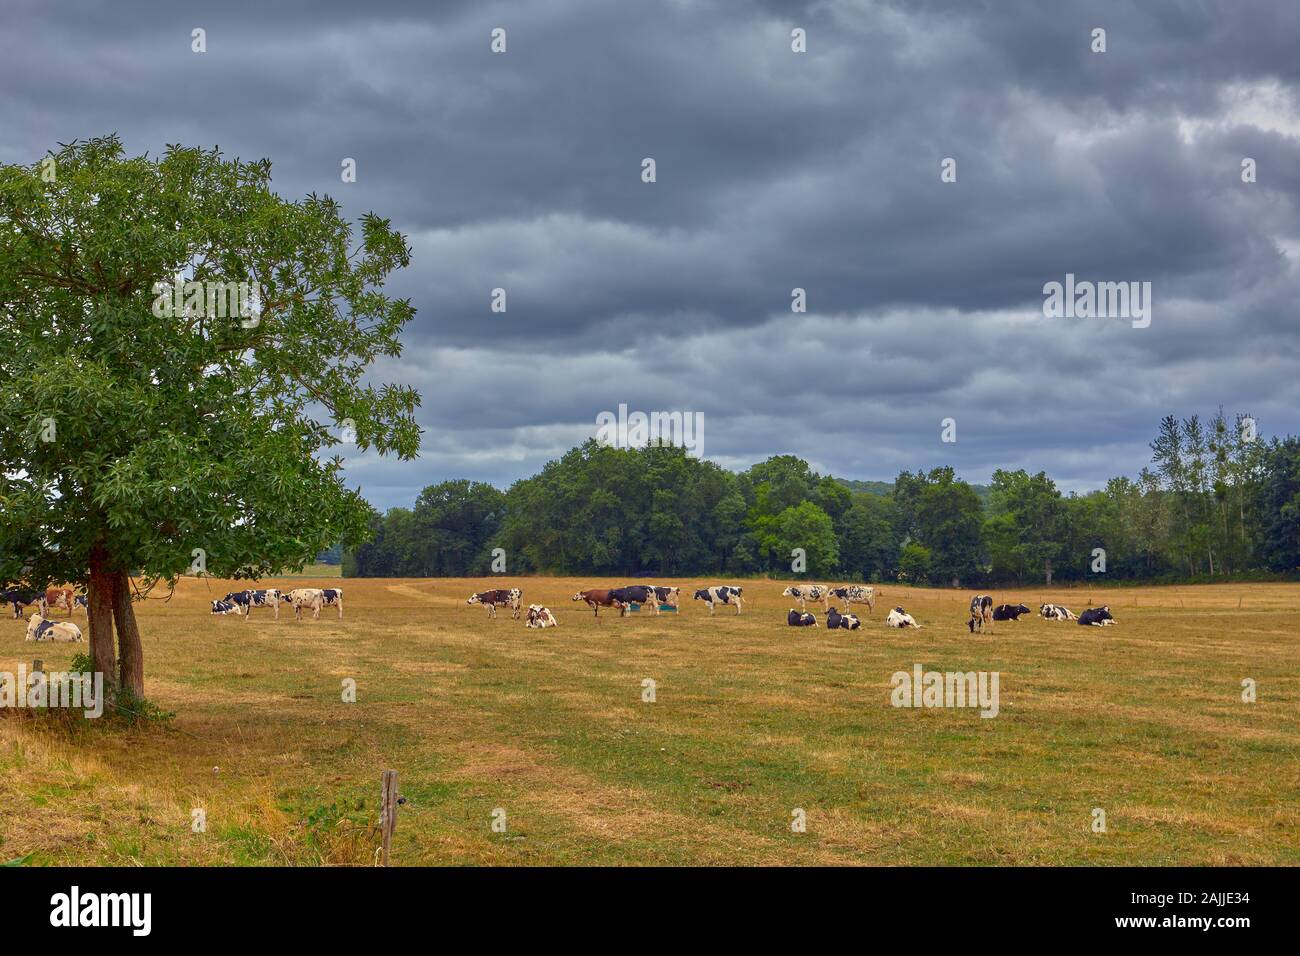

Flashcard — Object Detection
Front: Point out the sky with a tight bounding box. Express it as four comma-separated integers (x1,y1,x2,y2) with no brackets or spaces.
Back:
3,0,1298,511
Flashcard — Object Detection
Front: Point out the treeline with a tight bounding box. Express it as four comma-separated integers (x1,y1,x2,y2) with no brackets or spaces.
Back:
345,411,1300,585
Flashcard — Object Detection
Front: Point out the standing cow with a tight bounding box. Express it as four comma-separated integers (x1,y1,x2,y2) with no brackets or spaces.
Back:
609,586,658,616
828,585,876,614
227,588,281,621
467,588,522,619
320,588,344,619
0,588,42,619
692,585,744,615
782,584,828,610
281,588,325,621
571,589,627,618
968,595,993,632
651,586,680,609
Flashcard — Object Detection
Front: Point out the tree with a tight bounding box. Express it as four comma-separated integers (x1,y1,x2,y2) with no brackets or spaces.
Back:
987,469,1065,583
836,492,898,581
772,501,838,577
0,137,421,700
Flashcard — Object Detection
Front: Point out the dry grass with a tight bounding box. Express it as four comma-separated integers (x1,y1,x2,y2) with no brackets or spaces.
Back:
1,577,1297,866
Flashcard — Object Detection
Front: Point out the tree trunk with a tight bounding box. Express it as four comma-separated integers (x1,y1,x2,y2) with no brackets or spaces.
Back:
113,571,144,698
87,546,119,701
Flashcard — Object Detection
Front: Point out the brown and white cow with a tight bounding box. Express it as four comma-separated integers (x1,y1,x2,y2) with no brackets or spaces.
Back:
467,588,522,619
525,604,558,628
43,587,75,617
571,589,626,618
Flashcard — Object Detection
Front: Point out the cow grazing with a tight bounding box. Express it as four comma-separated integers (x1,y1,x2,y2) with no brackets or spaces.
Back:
1040,604,1076,621
782,584,828,610
211,599,240,615
571,589,626,618
43,587,75,616
609,586,659,615
1078,606,1117,627
828,585,876,614
651,586,680,609
692,585,744,615
787,609,817,627
320,588,344,619
992,603,1031,622
282,588,325,621
826,607,861,630
968,595,994,632
525,605,558,628
467,588,522,619
0,588,42,619
26,613,83,643
886,606,922,628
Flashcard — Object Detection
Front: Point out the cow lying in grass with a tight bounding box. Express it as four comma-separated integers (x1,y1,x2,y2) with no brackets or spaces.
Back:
886,607,922,628
525,605,558,628
211,599,240,615
826,607,861,630
26,613,83,643
992,603,1031,621
787,609,817,627
1078,606,1117,626
1040,603,1076,621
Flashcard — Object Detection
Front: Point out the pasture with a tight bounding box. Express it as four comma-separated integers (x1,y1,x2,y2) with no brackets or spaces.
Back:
1,577,1297,866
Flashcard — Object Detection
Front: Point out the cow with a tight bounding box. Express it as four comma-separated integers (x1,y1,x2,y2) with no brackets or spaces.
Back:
0,588,42,619
320,588,344,619
782,584,828,610
282,588,325,621
651,586,680,609
886,606,922,628
609,586,659,616
692,585,744,615
1078,606,1117,627
26,613,83,643
571,589,626,618
992,603,1031,622
787,609,817,627
211,599,241,615
828,585,876,614
525,604,558,628
1040,603,1076,621
968,595,994,633
826,607,861,630
227,588,281,620
43,587,75,616
73,594,88,614
467,588,522,619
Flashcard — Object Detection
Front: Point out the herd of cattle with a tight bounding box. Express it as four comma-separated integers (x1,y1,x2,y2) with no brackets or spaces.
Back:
2,579,1119,641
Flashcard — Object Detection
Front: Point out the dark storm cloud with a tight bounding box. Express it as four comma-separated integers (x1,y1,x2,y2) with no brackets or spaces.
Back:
2,0,1298,508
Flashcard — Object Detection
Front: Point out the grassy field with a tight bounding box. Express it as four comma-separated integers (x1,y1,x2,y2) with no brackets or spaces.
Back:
1,577,1297,866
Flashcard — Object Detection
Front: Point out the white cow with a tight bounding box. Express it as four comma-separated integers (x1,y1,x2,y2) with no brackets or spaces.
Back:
782,584,829,610
282,588,325,621
885,606,922,629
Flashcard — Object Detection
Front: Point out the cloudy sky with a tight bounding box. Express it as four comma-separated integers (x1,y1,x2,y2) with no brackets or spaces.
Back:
4,0,1298,510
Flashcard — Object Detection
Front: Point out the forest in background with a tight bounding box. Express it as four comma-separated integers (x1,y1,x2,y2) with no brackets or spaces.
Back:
344,411,1300,586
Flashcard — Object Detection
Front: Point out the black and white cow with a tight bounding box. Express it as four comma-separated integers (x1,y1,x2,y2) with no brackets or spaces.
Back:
782,584,828,610
826,607,861,630
73,594,88,614
968,595,994,632
319,588,344,619
651,586,680,609
1078,606,1117,627
610,586,659,615
225,588,281,620
0,588,42,619
693,585,744,615
992,603,1031,621
1040,603,1076,621
211,599,240,615
787,608,817,627
828,585,875,614
886,606,922,628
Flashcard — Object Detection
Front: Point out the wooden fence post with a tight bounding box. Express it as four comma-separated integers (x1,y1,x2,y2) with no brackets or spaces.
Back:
380,770,399,866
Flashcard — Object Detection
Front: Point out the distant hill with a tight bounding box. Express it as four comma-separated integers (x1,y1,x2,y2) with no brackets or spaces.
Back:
836,477,994,507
